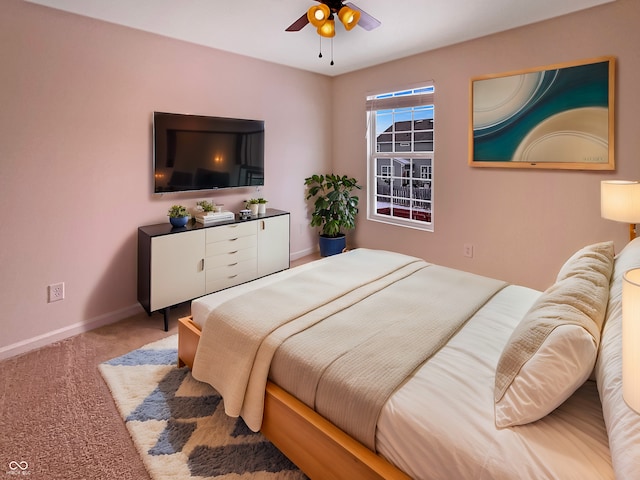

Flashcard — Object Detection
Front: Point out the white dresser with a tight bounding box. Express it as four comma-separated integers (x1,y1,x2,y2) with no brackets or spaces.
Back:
138,209,290,330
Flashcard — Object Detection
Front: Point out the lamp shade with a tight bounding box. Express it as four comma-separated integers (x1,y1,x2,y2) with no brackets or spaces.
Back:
338,6,360,30
308,4,330,27
317,18,335,38
601,180,640,223
622,268,640,414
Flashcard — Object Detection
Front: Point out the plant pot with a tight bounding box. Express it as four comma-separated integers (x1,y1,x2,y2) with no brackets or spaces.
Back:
249,204,260,216
318,234,346,257
169,216,189,227
258,203,267,214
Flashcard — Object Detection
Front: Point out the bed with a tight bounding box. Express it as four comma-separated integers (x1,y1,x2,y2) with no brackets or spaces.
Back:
178,240,640,479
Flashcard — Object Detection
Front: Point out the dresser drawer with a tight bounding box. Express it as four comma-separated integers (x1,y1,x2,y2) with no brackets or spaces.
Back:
205,260,257,292
206,257,257,281
206,247,256,268
206,222,257,243
205,235,256,257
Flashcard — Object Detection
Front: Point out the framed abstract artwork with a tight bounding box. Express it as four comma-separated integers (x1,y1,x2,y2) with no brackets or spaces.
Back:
469,56,615,170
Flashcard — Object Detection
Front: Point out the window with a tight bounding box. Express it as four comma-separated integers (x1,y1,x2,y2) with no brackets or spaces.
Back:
366,85,434,231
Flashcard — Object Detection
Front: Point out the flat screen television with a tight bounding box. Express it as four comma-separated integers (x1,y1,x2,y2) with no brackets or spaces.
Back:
153,112,265,193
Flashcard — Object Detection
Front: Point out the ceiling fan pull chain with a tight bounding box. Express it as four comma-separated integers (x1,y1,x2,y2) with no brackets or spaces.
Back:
330,37,334,66
318,36,323,58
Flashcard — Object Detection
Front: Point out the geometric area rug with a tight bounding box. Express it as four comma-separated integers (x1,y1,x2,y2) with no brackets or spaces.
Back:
99,335,307,480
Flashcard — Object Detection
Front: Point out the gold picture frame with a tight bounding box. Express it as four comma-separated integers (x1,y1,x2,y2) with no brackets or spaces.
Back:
469,56,615,170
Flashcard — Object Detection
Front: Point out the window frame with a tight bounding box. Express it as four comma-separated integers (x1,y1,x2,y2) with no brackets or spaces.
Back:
366,83,435,232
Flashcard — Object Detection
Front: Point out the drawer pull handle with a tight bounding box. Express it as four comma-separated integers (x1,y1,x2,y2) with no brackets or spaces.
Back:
200,259,205,270
229,237,239,241
229,274,238,279
229,250,238,255
228,262,238,267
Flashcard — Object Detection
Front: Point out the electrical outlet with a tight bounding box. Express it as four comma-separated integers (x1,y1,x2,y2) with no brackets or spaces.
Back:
463,244,474,258
48,282,65,302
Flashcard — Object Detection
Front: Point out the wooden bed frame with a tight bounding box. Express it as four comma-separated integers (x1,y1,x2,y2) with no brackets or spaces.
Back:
178,316,410,480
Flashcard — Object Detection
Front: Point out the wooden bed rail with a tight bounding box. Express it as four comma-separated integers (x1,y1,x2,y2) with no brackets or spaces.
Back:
177,316,200,369
177,316,410,480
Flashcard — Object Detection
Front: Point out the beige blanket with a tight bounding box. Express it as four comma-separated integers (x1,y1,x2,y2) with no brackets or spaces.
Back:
192,249,426,429
271,263,508,449
192,249,507,448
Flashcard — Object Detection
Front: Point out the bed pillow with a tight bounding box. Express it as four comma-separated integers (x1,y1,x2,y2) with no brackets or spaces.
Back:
494,241,614,428
558,241,617,374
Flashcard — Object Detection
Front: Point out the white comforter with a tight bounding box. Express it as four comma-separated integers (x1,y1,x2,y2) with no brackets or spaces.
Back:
191,252,612,479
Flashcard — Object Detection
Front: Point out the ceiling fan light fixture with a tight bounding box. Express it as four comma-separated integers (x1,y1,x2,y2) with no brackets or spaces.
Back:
308,4,330,28
338,6,360,30
317,18,336,38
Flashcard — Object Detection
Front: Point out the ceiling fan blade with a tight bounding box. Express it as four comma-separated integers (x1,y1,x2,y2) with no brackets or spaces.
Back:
285,12,310,32
345,2,381,31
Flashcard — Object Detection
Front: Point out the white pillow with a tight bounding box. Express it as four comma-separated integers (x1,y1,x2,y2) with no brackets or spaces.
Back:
494,241,614,428
495,325,596,426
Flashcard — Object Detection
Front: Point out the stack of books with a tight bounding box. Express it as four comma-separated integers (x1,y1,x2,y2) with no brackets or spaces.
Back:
195,211,235,225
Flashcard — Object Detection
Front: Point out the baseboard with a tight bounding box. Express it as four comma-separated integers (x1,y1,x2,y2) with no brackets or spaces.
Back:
0,303,143,361
290,247,317,261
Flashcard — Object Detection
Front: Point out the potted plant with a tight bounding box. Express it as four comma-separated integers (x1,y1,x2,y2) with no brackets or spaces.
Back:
197,199,224,214
167,205,190,227
304,173,361,256
257,198,268,214
196,200,215,214
246,199,260,216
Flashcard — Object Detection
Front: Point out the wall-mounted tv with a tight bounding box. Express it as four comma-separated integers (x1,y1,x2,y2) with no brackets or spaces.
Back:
153,112,265,194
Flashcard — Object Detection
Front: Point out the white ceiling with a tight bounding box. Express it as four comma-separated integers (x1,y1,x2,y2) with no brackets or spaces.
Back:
26,0,614,76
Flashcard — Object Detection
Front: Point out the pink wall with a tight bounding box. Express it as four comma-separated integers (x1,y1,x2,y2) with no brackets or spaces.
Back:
0,0,331,357
1,0,639,358
333,0,640,291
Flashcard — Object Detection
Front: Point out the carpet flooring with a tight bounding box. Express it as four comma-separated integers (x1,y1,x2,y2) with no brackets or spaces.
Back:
100,335,305,480
0,304,187,480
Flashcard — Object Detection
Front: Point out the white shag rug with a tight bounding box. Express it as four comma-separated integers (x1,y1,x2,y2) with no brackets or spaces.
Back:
99,335,306,480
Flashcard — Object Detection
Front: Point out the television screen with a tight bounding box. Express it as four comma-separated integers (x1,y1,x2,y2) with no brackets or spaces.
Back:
153,112,265,193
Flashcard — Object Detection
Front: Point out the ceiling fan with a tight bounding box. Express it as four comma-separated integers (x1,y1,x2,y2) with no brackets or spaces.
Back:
285,0,381,36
